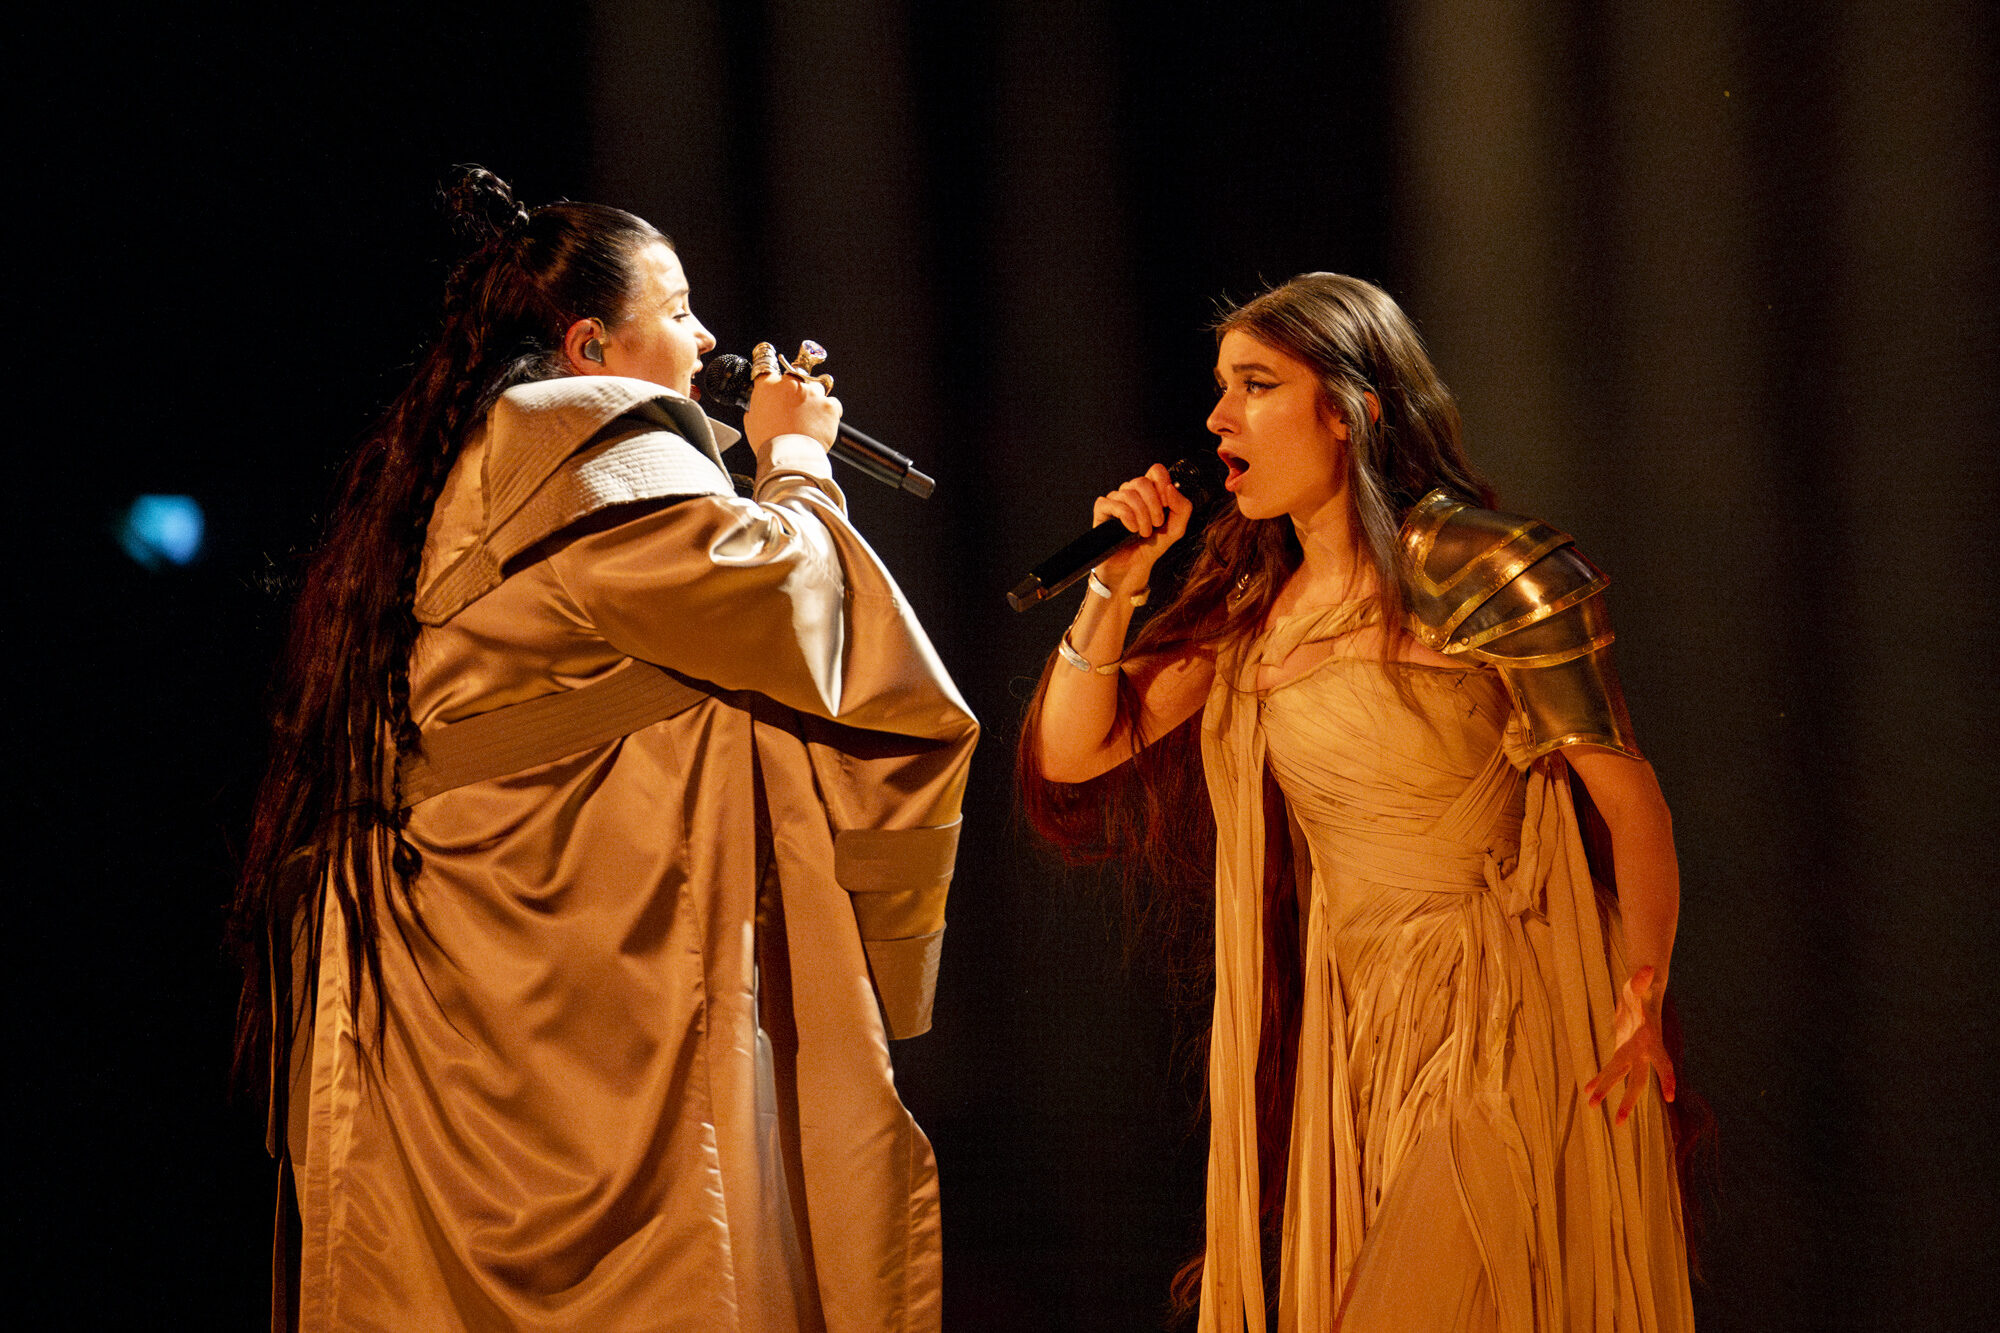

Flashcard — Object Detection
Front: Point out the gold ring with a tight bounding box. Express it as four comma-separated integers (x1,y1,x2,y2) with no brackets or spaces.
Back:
793,340,827,374
751,341,780,378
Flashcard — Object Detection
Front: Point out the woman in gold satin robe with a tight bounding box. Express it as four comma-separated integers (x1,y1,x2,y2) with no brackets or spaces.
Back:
1022,273,1696,1331
231,167,975,1332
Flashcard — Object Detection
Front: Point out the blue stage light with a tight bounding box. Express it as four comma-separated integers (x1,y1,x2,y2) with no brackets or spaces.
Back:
120,495,206,569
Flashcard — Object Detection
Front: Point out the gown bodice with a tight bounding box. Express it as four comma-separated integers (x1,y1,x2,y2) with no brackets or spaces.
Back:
1242,602,1529,922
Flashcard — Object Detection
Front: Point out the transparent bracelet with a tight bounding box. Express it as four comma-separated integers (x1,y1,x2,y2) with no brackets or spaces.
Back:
1057,628,1122,675
1088,569,1149,607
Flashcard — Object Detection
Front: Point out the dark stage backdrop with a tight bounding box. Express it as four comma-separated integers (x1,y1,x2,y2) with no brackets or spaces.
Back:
19,2,1993,1328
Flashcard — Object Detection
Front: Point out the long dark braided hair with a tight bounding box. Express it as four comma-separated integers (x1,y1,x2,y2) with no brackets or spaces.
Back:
227,167,668,1097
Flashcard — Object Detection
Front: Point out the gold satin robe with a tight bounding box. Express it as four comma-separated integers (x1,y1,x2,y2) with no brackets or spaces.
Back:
284,378,977,1332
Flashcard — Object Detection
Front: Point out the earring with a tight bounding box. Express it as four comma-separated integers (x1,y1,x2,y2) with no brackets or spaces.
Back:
581,336,607,365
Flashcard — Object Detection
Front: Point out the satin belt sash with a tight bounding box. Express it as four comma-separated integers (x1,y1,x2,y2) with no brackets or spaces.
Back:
395,660,713,808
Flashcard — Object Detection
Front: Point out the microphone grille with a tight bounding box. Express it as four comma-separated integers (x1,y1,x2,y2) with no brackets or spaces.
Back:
694,353,754,409
1166,454,1224,508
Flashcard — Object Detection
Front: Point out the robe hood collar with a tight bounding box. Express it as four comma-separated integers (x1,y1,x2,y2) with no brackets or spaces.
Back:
413,376,741,626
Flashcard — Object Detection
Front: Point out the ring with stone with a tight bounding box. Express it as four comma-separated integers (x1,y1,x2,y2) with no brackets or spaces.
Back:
792,340,828,375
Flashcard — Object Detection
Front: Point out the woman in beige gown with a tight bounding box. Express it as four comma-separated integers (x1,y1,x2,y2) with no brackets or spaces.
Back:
1023,274,1695,1331
230,169,975,1332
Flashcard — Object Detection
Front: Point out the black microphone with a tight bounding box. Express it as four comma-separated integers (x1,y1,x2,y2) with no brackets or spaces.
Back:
694,353,936,498
1006,457,1222,612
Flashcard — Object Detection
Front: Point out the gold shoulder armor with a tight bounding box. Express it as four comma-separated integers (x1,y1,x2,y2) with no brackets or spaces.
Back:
1400,489,1642,762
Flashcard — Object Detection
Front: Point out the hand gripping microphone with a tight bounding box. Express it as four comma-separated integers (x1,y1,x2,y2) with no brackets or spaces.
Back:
694,353,936,498
1006,456,1221,611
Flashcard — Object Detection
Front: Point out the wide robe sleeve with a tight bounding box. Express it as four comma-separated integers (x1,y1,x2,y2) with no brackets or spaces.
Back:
546,459,976,1005
564,464,974,1332
546,465,972,748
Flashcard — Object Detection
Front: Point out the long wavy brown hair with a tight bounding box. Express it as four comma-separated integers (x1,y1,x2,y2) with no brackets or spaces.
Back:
227,168,666,1103
1022,276,1492,833
1019,273,1498,1311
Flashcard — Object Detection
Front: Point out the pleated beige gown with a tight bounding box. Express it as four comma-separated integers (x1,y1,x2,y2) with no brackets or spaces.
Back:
1197,604,1694,1333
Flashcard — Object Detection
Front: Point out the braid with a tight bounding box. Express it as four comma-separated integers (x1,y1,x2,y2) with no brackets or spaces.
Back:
379,313,532,873
383,448,442,878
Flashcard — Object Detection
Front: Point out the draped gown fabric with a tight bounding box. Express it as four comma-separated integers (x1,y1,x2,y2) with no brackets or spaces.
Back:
286,383,976,1333
1197,603,1693,1333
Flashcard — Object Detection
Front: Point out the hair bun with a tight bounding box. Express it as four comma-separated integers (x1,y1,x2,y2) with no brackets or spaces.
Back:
439,164,531,246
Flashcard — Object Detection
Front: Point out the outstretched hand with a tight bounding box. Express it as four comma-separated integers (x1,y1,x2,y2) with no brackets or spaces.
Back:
1584,964,1676,1126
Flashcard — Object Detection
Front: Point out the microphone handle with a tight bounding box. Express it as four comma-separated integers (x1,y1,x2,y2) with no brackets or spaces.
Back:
1007,519,1139,611
1006,457,1217,612
834,422,935,498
